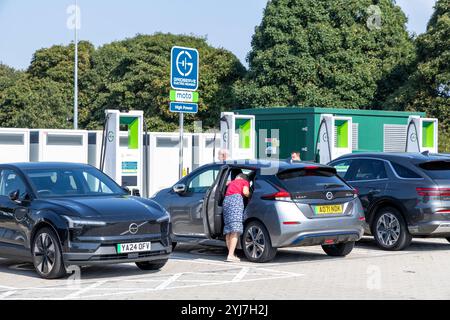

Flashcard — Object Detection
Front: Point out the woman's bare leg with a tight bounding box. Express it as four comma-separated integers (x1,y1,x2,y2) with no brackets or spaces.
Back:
225,234,230,250
227,232,239,258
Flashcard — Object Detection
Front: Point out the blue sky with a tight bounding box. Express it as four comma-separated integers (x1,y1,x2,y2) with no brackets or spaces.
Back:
0,0,438,70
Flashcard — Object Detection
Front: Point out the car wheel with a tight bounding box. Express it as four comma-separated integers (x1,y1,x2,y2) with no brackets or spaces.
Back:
136,259,168,271
243,221,277,263
322,241,355,257
32,227,66,279
372,207,412,251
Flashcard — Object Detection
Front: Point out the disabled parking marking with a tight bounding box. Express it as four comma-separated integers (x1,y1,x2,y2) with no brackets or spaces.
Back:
154,273,182,290
0,260,304,300
63,280,107,299
232,267,249,282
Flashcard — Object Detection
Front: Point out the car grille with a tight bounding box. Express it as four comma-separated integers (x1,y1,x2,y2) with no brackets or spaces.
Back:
89,250,168,261
79,220,162,237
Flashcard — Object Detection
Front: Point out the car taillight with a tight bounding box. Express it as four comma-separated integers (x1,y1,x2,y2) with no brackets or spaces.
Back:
416,188,450,197
353,188,359,196
436,210,450,214
262,189,292,201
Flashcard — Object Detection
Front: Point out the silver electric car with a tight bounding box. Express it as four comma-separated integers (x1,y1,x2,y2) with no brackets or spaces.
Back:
152,160,365,262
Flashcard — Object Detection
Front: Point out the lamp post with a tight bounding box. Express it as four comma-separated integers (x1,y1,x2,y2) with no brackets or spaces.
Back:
73,0,78,129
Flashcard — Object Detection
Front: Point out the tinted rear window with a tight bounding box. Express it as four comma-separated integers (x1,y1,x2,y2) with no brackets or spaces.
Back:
277,169,347,192
418,161,450,179
391,162,422,179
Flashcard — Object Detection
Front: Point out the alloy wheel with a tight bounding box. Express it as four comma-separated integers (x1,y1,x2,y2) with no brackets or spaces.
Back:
33,233,56,275
245,226,265,259
376,212,401,247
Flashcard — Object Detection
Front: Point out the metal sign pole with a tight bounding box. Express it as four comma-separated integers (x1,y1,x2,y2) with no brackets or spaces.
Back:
179,113,184,179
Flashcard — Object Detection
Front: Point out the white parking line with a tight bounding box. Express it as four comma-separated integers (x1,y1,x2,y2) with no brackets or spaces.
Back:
232,267,249,282
0,291,16,298
155,273,182,290
64,280,107,299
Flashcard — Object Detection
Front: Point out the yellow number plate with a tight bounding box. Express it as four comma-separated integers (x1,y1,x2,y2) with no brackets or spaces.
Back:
314,205,343,215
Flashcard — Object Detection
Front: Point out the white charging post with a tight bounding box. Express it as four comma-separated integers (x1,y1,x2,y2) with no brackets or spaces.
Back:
0,128,30,163
30,129,88,163
406,116,439,153
220,112,256,160
102,110,144,196
317,114,353,164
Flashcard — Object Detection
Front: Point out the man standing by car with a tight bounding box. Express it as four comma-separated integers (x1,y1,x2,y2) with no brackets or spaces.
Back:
286,151,301,163
218,149,229,162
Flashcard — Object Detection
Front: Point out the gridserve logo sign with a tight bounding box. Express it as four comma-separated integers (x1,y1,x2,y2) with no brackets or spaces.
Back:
171,46,199,91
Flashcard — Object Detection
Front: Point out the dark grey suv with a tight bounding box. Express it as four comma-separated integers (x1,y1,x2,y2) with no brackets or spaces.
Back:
329,153,450,250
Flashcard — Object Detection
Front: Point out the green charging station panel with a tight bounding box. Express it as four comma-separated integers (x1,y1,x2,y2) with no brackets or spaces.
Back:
235,107,426,161
120,116,139,150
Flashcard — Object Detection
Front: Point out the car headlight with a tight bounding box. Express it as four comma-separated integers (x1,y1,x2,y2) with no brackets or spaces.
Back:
62,216,107,228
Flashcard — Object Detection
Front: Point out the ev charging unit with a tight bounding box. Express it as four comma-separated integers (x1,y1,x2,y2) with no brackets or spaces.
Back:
101,110,145,196
317,114,353,164
192,132,221,170
0,128,30,163
220,112,256,160
148,132,193,197
30,129,88,163
406,116,439,153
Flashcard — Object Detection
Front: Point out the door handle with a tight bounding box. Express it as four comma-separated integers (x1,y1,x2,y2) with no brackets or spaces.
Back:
369,189,381,195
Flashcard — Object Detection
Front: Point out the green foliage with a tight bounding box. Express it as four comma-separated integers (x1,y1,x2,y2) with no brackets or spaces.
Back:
386,0,450,152
0,76,72,128
0,34,245,131
0,63,23,91
83,34,245,131
234,0,415,109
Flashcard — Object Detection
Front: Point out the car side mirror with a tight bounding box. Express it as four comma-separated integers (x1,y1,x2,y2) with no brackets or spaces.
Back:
132,189,140,197
122,186,131,195
9,190,20,202
173,184,187,194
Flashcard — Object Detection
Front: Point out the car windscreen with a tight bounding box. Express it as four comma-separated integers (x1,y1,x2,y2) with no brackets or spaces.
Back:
24,167,126,198
277,168,348,192
418,161,450,180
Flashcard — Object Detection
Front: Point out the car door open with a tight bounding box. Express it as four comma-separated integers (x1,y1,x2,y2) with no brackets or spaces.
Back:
203,165,230,239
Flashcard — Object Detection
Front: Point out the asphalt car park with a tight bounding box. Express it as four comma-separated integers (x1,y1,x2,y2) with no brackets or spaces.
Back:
1,237,450,300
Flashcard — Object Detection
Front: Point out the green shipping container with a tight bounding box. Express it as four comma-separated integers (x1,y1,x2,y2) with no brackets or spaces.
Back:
234,107,426,161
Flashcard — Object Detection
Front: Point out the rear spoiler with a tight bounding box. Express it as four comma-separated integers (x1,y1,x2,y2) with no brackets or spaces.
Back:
278,165,337,175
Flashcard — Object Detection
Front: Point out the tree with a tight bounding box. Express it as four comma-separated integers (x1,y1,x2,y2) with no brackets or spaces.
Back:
82,33,246,131
386,0,450,151
0,63,23,92
0,34,245,132
0,76,72,128
234,0,415,109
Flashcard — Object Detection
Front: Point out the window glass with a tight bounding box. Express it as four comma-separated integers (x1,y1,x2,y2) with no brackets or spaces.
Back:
0,170,28,197
188,169,220,193
418,161,450,180
277,169,346,192
331,159,353,179
352,160,387,181
25,167,124,198
391,162,422,179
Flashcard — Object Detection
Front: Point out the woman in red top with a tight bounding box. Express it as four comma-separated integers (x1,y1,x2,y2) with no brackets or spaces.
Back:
223,173,251,262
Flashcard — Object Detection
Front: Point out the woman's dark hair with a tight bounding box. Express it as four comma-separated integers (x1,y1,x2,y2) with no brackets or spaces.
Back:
236,173,249,181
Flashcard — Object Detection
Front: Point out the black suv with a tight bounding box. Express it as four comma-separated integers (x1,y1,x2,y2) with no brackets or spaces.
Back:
329,153,450,250
0,162,171,279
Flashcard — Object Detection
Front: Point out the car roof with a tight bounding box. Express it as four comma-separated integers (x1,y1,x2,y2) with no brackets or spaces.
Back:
210,160,333,171
1,162,93,170
333,152,450,163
